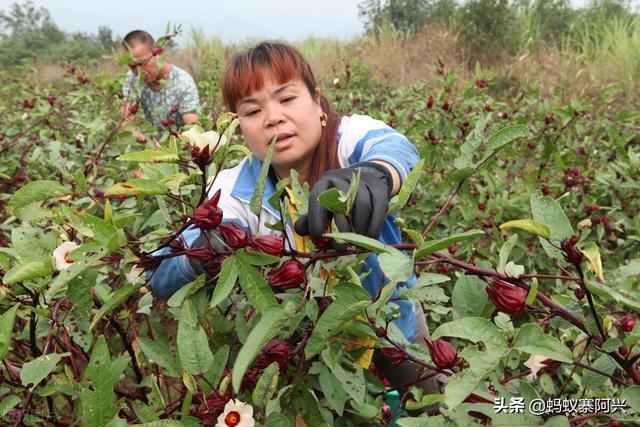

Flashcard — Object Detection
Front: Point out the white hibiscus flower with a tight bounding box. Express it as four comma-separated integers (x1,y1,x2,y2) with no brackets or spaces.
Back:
52,242,79,270
125,266,145,284
524,354,548,381
215,399,255,427
180,125,227,154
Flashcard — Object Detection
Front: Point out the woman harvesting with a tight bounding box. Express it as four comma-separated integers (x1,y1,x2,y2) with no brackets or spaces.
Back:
150,42,442,409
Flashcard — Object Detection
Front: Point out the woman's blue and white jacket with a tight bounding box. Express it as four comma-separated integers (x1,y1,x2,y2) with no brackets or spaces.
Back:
150,114,421,341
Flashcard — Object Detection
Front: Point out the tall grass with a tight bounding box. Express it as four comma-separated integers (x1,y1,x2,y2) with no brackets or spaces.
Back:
561,16,640,90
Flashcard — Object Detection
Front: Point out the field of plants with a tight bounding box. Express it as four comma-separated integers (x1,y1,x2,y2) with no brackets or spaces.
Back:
1,1,640,426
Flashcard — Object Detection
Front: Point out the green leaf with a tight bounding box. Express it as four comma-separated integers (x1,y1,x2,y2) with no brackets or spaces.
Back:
405,394,444,411
326,232,388,253
499,219,551,240
0,395,21,418
318,364,347,416
235,252,277,311
168,275,206,308
116,148,179,162
137,337,181,377
621,385,640,413
105,179,168,196
305,283,372,359
318,188,347,215
252,362,280,408
388,159,425,214
415,230,485,258
497,234,519,274
8,180,72,212
204,345,230,388
0,304,20,359
480,124,529,163
81,336,117,427
452,276,488,318
454,115,490,170
530,192,573,241
581,354,616,392
579,241,604,282
209,256,238,308
3,260,53,285
90,282,142,331
378,248,413,283
20,352,69,391
232,302,295,393
250,136,277,216
177,300,214,375
513,324,573,363
332,361,366,403
432,317,507,348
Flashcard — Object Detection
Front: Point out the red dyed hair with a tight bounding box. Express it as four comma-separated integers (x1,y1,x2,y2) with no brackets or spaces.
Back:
221,42,340,186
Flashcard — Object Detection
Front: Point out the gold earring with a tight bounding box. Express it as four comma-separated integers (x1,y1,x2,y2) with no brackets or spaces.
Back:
321,112,328,128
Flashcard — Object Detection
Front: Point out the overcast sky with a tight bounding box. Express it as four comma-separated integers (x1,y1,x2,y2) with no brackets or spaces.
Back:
0,0,365,43
1,0,636,43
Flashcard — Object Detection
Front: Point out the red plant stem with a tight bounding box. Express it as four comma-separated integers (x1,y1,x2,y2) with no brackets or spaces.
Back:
519,273,581,282
422,180,464,238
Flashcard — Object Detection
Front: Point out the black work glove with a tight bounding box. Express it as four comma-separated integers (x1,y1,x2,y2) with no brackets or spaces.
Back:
294,161,393,239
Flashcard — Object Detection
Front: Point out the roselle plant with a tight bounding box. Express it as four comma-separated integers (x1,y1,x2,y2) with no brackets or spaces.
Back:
0,48,639,427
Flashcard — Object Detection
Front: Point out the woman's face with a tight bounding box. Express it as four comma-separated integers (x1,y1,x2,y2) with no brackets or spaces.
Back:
235,71,324,180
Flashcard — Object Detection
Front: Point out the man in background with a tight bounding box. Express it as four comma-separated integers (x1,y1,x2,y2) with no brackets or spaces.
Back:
121,30,199,141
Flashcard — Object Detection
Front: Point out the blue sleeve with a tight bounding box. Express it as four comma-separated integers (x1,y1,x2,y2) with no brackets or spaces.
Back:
148,225,201,300
345,127,420,184
147,219,251,300
360,134,419,184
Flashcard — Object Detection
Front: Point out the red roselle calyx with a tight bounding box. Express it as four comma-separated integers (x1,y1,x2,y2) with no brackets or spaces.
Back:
380,347,406,365
194,189,223,231
254,339,290,374
560,235,582,264
425,338,458,369
218,222,249,250
622,318,636,333
186,247,214,262
268,259,306,290
486,279,528,315
250,235,284,256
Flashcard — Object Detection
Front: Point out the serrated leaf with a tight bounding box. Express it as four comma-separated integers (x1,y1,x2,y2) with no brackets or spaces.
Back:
513,324,573,363
90,282,142,331
8,180,72,212
252,362,280,407
235,252,277,311
497,234,519,274
209,256,238,308
326,232,388,253
415,230,484,258
116,148,179,162
479,124,529,163
137,337,181,377
3,260,53,285
249,136,276,216
81,336,117,427
177,300,214,375
500,219,550,240
105,179,168,196
232,302,295,393
0,395,21,418
21,352,70,391
378,249,413,282
0,304,20,359
306,283,372,359
388,159,425,213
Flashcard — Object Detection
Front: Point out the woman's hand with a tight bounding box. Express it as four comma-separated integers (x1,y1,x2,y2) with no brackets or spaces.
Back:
294,162,394,239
